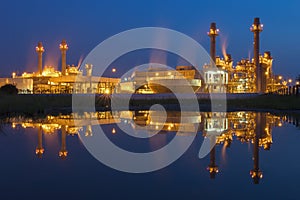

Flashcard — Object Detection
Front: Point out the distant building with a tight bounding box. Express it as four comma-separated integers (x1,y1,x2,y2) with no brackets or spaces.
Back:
117,66,202,94
8,41,120,94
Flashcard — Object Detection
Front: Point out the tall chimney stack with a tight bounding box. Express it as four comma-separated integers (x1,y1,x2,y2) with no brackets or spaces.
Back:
251,18,263,93
59,39,68,76
208,22,219,65
35,42,44,75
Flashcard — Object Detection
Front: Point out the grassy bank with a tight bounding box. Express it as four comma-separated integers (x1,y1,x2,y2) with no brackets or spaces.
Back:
227,94,300,111
0,94,299,116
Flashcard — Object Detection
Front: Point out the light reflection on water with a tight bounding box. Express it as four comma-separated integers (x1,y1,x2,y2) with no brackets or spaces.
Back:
0,111,300,199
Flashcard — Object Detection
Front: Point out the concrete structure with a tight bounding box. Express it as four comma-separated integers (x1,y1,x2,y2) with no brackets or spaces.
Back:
208,22,218,65
251,17,263,93
204,23,228,93
60,39,68,76
35,42,44,75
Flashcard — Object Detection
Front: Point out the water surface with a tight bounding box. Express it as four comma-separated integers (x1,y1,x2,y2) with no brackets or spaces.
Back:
0,111,299,199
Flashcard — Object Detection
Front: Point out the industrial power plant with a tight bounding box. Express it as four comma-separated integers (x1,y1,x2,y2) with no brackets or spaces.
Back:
0,18,295,94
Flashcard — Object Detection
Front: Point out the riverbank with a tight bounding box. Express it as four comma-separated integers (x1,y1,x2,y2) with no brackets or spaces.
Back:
0,94,299,116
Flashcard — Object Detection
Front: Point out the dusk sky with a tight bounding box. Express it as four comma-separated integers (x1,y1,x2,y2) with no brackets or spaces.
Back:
0,0,299,79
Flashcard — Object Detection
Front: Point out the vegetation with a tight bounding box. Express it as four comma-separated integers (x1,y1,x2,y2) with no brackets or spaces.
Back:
0,84,18,95
0,94,299,116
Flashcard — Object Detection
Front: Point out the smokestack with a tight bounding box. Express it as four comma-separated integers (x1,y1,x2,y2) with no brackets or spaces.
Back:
35,42,44,75
59,39,68,76
251,17,263,93
208,22,219,65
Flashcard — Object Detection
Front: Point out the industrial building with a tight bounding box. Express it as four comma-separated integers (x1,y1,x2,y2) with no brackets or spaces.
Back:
6,40,120,94
117,65,202,94
1,18,289,94
204,18,283,93
118,18,286,94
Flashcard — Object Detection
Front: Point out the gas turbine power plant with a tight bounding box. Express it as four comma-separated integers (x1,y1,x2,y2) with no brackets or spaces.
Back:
118,18,287,94
0,40,120,94
0,18,291,94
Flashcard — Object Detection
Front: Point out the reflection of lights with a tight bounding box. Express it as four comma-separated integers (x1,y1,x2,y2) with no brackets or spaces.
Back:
278,76,282,80
288,79,292,83
59,151,68,157
296,81,300,85
36,148,44,155
250,170,263,179
12,123,16,128
112,68,116,73
112,128,116,134
207,166,219,173
278,122,282,127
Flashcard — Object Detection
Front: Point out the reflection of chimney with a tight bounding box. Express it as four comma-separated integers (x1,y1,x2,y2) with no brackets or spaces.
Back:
59,125,68,159
35,42,44,75
35,126,44,158
59,39,68,76
250,113,264,184
251,18,263,93
207,137,218,179
208,23,219,65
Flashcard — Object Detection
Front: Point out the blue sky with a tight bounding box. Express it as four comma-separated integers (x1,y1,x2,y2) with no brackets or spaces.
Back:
0,0,299,79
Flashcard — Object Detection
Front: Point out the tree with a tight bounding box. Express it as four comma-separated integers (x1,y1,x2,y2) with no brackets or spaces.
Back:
0,84,18,95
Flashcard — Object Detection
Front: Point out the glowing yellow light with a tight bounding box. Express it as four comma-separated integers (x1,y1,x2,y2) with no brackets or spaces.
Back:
112,128,116,134
265,71,268,75
288,79,292,83
12,123,16,128
278,76,282,80
59,151,68,157
112,68,116,73
105,89,110,94
278,122,282,127
36,148,44,155
296,81,299,85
